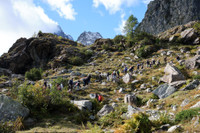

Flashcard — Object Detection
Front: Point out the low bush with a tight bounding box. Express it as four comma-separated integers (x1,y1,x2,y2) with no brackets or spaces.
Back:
25,68,42,81
113,35,126,44
116,113,152,133
69,56,84,66
175,108,200,123
0,117,23,133
193,22,200,32
17,81,77,117
136,45,158,58
152,113,174,128
193,75,200,80
83,122,103,133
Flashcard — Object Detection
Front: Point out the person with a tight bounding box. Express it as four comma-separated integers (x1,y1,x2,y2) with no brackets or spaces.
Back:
124,66,128,73
97,94,104,102
75,80,81,90
43,81,47,89
68,78,73,91
112,71,117,82
129,66,134,73
83,74,91,86
164,56,167,64
141,63,144,69
152,59,156,65
146,60,150,68
137,64,140,70
176,56,180,61
99,73,102,82
106,72,110,81
116,70,120,78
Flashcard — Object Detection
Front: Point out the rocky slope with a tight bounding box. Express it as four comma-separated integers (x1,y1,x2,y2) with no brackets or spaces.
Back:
77,31,102,45
54,25,74,41
138,0,200,35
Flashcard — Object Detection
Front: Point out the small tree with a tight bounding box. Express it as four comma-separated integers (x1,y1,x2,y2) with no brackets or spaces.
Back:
123,15,138,41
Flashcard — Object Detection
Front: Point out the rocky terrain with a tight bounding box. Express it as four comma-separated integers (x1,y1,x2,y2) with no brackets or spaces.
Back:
0,21,199,132
138,0,200,35
77,31,102,45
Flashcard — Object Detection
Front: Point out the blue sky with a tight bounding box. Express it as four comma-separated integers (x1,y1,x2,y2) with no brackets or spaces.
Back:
0,0,153,55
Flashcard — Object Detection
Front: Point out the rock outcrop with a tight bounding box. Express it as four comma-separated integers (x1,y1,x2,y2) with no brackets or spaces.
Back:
0,33,89,74
0,94,29,122
138,0,200,35
77,31,102,45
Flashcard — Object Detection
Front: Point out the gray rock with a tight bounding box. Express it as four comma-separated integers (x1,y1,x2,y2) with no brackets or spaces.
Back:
2,89,9,93
152,83,177,99
71,100,92,110
160,124,170,131
147,99,158,107
122,73,132,84
101,82,107,85
171,105,177,111
131,80,139,84
180,28,197,41
11,74,24,80
124,94,138,106
90,94,96,99
167,125,182,132
192,71,199,76
197,49,200,55
140,83,147,90
97,105,114,117
0,94,29,122
118,88,124,93
146,110,161,121
181,99,190,107
122,105,142,119
169,80,186,88
70,71,81,76
190,101,200,109
161,63,185,83
146,88,152,93
89,115,95,120
181,80,199,91
185,55,200,69
0,81,13,88
112,103,118,108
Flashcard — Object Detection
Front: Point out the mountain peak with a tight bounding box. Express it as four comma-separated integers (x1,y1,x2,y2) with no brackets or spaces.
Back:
77,31,102,45
54,25,74,41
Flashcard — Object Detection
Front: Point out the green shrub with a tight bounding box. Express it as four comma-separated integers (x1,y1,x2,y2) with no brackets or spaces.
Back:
136,45,158,58
193,22,200,32
83,122,104,133
98,105,127,128
152,113,174,128
25,68,42,81
116,113,152,133
175,108,200,123
113,35,126,44
90,99,103,114
17,81,77,117
69,56,84,66
193,75,200,80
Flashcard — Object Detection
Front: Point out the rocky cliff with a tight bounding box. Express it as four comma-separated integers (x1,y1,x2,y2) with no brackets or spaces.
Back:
77,31,102,45
0,32,89,74
138,0,200,35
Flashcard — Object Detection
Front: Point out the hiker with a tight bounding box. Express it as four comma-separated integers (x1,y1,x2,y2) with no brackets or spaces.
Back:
99,73,102,82
176,56,180,61
146,60,150,68
149,62,152,68
83,74,91,86
156,59,160,66
124,66,128,73
141,63,144,69
152,59,156,65
97,94,104,102
106,72,110,81
60,83,64,90
116,70,120,78
137,64,140,70
68,78,73,91
112,71,117,82
74,80,81,90
128,66,134,73
43,81,47,89
164,56,167,64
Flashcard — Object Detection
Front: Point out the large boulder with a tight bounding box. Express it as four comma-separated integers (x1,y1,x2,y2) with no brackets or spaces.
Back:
152,83,177,99
180,28,197,42
124,94,138,106
0,94,29,122
161,63,185,83
122,105,143,119
97,104,114,117
71,100,92,111
181,80,200,91
185,55,200,69
123,73,132,84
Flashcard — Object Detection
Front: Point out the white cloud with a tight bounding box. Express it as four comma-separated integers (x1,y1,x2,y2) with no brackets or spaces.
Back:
93,0,153,14
114,12,126,35
93,0,139,14
142,0,154,5
0,0,59,55
45,0,77,20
